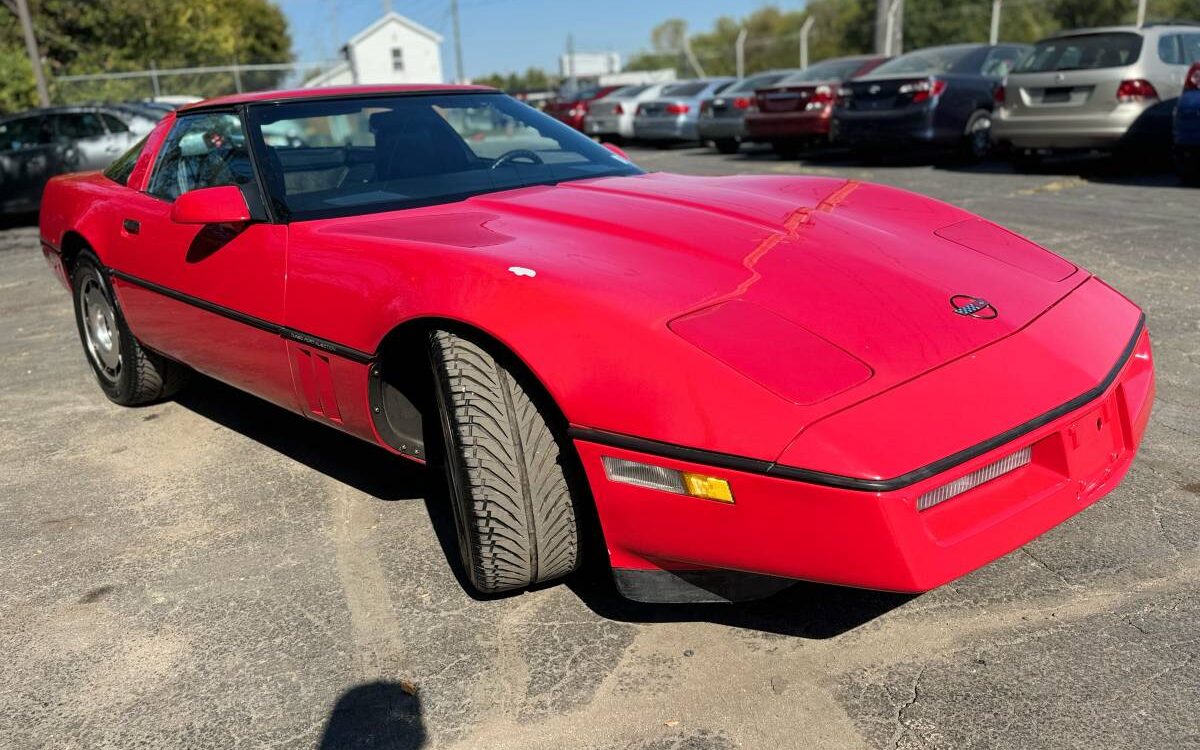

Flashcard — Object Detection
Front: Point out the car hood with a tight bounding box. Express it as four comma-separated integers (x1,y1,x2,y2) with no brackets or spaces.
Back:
329,172,1083,406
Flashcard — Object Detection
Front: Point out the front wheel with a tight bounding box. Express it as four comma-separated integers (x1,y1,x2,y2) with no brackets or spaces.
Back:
72,252,189,405
429,329,580,594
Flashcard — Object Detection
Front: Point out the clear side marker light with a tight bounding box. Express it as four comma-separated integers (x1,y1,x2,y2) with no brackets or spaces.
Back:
917,446,1031,511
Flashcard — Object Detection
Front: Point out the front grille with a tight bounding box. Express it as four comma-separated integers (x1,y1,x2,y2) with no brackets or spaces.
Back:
917,446,1032,511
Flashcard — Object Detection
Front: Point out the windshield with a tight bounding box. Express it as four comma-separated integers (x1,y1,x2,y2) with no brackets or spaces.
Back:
1015,33,1143,72
779,58,869,83
866,45,978,77
246,92,642,221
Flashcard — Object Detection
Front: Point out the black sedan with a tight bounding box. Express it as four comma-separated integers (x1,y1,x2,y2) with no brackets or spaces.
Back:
833,43,1030,162
0,106,139,216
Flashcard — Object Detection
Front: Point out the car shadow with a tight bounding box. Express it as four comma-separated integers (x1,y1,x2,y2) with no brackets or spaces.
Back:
319,681,427,750
174,373,913,638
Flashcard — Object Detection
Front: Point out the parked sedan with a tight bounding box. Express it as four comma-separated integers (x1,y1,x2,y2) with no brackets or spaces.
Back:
583,83,671,142
834,43,1030,161
0,106,139,215
745,55,888,156
994,25,1200,168
696,70,796,153
1176,61,1200,184
633,78,736,144
545,84,624,131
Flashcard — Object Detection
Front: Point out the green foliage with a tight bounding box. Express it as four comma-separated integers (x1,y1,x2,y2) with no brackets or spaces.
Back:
0,0,292,113
475,67,555,93
621,0,1200,80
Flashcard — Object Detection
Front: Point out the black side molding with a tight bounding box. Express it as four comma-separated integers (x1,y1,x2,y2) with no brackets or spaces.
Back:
108,269,375,364
570,313,1146,493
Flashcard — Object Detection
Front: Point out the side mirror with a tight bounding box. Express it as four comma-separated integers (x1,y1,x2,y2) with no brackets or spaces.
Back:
601,142,630,161
170,185,252,225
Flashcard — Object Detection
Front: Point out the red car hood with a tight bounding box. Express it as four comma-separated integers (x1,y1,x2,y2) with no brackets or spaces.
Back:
330,172,1082,409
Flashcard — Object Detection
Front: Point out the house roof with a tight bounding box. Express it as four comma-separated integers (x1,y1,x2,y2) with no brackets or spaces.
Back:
348,11,444,47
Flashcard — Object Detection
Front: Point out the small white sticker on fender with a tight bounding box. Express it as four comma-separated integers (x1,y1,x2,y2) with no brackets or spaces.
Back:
508,266,536,278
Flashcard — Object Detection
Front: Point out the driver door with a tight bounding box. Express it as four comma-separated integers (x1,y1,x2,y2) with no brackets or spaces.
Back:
108,110,298,412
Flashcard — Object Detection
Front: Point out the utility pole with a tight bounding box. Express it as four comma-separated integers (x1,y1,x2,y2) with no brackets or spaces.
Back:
876,0,904,57
566,33,576,92
450,0,464,83
683,36,706,78
1136,0,1148,27
14,0,50,107
799,16,815,69
990,0,1002,45
735,28,747,79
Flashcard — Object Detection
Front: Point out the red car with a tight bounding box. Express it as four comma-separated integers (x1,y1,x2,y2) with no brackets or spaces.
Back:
40,85,1154,604
544,84,623,131
745,55,887,156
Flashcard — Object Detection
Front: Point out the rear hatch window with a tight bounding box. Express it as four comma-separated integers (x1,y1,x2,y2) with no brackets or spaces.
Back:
1015,33,1143,72
661,82,707,97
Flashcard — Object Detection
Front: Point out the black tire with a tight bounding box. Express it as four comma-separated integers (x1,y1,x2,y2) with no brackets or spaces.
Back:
713,138,740,154
72,252,189,406
428,329,579,594
959,110,993,164
1174,148,1200,186
771,140,800,159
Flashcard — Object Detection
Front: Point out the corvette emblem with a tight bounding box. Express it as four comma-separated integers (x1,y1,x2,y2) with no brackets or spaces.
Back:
868,84,881,94
950,295,997,319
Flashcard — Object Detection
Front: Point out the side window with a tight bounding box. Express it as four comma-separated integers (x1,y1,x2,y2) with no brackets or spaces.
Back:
1159,34,1183,65
103,135,148,186
982,47,1023,77
1182,33,1200,64
147,112,253,201
100,113,130,134
55,112,108,140
0,116,46,152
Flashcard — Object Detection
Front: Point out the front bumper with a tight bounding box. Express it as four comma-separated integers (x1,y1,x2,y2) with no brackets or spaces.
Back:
696,116,747,141
573,318,1153,597
634,116,698,141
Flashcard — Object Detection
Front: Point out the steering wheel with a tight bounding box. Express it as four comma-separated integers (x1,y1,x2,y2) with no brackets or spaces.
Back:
490,149,544,169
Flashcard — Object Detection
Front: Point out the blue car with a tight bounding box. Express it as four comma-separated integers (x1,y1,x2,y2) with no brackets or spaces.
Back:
833,43,1030,162
1176,62,1200,184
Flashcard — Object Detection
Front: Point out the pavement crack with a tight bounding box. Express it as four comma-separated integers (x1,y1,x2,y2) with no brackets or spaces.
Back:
1020,546,1072,585
890,666,927,750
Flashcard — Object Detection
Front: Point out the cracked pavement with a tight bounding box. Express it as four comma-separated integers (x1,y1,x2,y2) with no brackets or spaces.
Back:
1,145,1197,749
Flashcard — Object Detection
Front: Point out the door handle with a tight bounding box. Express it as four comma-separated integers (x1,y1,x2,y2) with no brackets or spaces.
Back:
122,218,140,235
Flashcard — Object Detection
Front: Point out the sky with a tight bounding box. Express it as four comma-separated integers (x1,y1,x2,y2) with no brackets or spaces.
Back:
277,0,794,80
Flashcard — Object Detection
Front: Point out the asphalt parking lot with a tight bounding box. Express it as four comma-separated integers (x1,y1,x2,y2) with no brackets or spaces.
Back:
1,145,1197,750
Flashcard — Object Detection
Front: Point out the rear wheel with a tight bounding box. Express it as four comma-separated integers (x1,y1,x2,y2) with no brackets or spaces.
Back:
1175,147,1200,186
771,140,800,159
959,110,993,163
71,252,189,406
429,329,580,594
713,138,740,154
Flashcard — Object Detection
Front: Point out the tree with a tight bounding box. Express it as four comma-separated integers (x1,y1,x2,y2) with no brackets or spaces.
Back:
0,0,292,113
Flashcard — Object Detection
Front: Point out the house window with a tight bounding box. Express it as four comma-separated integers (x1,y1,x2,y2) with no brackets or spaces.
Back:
391,47,404,72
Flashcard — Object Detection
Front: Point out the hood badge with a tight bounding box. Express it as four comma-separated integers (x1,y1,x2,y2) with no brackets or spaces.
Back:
950,295,997,319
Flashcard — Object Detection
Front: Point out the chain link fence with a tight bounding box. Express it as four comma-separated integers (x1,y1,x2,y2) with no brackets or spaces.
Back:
52,61,345,105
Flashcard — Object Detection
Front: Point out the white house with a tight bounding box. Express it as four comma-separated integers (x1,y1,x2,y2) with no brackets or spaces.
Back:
305,11,444,88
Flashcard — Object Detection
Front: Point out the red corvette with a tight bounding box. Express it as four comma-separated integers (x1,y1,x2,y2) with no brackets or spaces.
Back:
40,85,1154,603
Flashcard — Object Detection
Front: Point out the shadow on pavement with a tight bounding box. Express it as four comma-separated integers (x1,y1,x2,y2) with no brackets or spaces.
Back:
173,374,428,502
319,681,427,750
567,562,913,639
175,369,913,638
